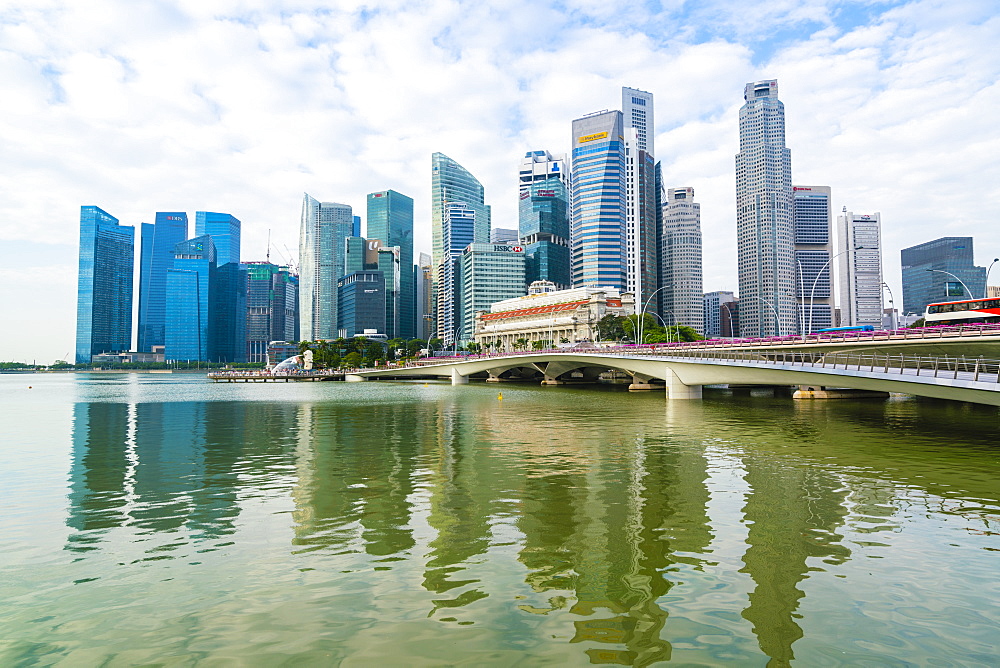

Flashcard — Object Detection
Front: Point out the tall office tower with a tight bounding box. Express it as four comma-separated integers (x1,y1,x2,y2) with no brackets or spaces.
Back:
703,291,737,338
367,190,415,338
735,79,797,336
416,253,433,341
165,236,216,361
837,210,884,328
213,261,248,363
622,87,657,313
460,243,526,342
195,211,241,266
792,186,834,332
137,212,187,352
245,262,298,363
571,110,626,289
661,188,704,334
299,194,354,340
490,228,519,244
76,206,135,364
437,202,476,346
343,237,401,338
337,271,386,338
900,237,986,315
518,150,571,289
431,152,491,339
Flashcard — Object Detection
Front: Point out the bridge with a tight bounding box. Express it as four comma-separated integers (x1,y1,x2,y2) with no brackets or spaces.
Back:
348,348,1000,407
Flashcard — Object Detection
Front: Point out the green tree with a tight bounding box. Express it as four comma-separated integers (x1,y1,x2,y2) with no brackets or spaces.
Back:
513,338,529,351
406,339,427,356
596,314,628,341
343,351,362,369
465,342,481,354
428,338,443,351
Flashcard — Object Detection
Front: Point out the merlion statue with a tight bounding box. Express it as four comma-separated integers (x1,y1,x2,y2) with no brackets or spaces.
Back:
303,349,314,370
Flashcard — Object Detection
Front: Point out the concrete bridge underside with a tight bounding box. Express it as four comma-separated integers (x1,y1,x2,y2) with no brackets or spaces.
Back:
349,353,1000,406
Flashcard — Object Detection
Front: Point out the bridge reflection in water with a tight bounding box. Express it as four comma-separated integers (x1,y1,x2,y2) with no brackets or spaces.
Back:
57,382,1000,666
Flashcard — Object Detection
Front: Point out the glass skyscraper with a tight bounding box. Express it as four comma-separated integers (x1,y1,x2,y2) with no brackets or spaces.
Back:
299,194,354,340
735,79,797,337
367,190,415,338
518,150,571,289
622,87,657,313
431,153,490,342
661,188,704,334
901,237,986,315
76,206,134,364
245,262,298,363
138,212,188,352
195,211,241,266
165,236,216,361
793,186,833,332
571,110,626,289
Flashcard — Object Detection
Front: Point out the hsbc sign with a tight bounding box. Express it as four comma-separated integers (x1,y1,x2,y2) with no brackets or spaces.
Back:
492,245,523,253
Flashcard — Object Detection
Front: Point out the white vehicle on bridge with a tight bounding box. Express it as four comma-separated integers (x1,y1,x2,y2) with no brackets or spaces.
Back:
925,298,1000,325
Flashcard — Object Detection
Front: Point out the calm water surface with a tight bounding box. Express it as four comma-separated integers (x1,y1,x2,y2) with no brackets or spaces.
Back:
1,372,998,666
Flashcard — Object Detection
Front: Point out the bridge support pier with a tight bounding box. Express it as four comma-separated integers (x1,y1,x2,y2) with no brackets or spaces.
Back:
665,368,702,400
345,374,366,382
451,369,468,385
793,386,889,400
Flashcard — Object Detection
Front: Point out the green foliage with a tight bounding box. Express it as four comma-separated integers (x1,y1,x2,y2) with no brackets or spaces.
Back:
908,318,926,328
596,314,628,341
513,338,529,350
407,339,427,356
465,342,481,353
531,339,551,350
343,351,362,368
428,338,443,351
0,361,33,369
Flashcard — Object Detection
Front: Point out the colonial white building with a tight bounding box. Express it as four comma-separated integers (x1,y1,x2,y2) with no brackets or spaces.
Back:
473,284,634,350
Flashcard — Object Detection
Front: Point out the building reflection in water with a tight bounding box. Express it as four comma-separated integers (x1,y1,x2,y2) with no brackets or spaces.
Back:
67,400,298,556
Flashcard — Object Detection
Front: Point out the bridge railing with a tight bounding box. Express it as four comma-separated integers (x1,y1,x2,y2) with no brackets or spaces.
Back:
642,349,1000,384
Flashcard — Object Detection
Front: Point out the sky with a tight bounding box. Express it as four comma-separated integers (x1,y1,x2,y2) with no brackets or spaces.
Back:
1,0,998,362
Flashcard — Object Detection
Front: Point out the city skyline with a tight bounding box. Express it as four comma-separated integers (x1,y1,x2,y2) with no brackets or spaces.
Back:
3,0,1000,360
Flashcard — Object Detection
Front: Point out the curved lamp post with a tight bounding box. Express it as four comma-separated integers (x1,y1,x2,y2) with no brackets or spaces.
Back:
926,268,972,300
638,285,670,346
720,301,735,338
881,283,896,330
747,295,781,337
808,246,864,335
984,258,999,298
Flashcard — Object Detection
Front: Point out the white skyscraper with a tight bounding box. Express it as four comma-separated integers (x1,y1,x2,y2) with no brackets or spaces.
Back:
735,79,797,337
661,187,704,334
298,194,354,341
622,86,657,313
837,210,883,328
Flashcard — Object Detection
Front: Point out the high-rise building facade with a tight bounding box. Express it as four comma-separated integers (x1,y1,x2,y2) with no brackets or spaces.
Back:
518,150,571,290
367,190,415,338
837,210,883,328
138,212,187,352
337,271,386,338
900,237,986,315
245,262,298,364
417,253,433,341
460,243,526,343
661,188,703,334
165,236,216,361
76,206,135,364
571,110,626,290
437,202,476,346
735,79,797,336
793,186,834,332
431,153,490,341
622,87,657,314
299,194,354,340
703,291,737,339
195,211,241,266
343,237,401,339
490,228,519,244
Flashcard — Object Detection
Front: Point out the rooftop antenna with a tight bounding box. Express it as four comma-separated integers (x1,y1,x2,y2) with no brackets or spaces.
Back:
266,229,271,263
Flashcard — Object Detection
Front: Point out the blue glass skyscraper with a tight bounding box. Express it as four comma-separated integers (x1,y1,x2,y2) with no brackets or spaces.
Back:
570,111,626,289
195,211,241,266
76,206,134,364
138,212,187,351
368,190,415,338
165,236,216,361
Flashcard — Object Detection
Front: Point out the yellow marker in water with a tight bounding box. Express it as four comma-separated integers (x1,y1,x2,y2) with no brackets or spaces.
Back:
498,392,503,401
423,383,429,388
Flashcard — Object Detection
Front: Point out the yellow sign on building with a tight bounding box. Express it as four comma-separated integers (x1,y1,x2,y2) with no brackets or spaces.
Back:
578,131,609,144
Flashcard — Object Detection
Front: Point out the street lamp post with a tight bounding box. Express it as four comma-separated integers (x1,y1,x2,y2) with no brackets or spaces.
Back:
808,246,864,335
720,301,734,338
983,258,999,298
926,268,972,300
881,283,896,330
748,295,781,337
638,285,669,347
